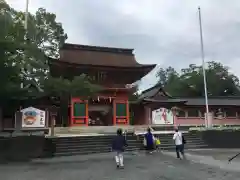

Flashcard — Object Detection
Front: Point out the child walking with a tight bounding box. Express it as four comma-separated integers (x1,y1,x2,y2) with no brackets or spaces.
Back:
112,128,128,169
155,137,161,152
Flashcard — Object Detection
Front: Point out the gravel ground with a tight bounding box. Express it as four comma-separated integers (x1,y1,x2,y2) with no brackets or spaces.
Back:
0,151,240,180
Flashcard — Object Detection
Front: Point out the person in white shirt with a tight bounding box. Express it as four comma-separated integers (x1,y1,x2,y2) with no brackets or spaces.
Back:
173,129,185,159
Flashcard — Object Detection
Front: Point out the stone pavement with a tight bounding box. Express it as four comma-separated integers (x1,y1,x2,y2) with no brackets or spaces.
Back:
163,148,240,172
1,151,240,180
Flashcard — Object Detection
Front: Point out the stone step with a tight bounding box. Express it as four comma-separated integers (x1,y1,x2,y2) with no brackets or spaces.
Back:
52,135,137,141
48,131,209,157
55,148,111,156
54,144,208,157
160,144,209,150
54,125,194,135
55,139,140,144
52,136,204,145
138,138,205,142
56,142,142,148
139,138,205,142
54,147,141,156
54,126,136,134
52,135,115,140
52,134,201,139
55,139,206,150
53,136,136,141
56,145,141,153
55,139,205,148
55,143,206,152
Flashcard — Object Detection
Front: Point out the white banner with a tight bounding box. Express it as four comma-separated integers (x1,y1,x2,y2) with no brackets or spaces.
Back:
152,108,174,125
21,107,46,128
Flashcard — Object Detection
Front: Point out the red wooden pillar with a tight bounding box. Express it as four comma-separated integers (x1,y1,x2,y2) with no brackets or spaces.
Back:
71,97,88,126
113,99,129,125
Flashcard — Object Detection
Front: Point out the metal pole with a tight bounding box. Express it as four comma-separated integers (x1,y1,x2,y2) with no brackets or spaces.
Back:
24,0,29,30
198,7,209,128
20,0,29,90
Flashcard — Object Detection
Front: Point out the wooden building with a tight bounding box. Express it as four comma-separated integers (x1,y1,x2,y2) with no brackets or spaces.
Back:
2,43,240,130
49,43,156,126
135,84,240,126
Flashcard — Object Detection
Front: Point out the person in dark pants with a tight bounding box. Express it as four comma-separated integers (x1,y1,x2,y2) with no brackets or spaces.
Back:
173,128,185,159
112,128,128,168
144,127,155,154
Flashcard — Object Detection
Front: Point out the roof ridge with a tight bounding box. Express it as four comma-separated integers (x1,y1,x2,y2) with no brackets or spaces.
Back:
62,43,134,55
141,83,162,94
49,59,156,68
172,96,240,99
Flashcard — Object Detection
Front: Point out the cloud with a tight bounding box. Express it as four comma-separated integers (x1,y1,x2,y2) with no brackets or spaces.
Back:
6,0,240,90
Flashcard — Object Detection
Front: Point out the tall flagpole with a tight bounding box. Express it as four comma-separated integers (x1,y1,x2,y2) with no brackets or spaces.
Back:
21,0,29,90
19,0,29,111
24,0,29,30
198,7,209,128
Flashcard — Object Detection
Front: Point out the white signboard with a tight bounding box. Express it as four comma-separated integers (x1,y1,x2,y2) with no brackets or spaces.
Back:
152,108,174,125
21,107,46,128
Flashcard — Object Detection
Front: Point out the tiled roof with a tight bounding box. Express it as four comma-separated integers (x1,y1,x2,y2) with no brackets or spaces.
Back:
143,98,187,103
59,43,156,68
62,43,134,54
139,83,171,100
139,83,240,106
183,97,240,106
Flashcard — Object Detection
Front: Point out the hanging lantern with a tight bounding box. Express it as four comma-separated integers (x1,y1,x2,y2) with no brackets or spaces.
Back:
97,96,100,102
109,97,112,102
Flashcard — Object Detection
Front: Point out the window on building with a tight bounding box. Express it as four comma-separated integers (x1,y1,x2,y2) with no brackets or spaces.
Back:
225,109,237,117
177,110,186,117
73,102,86,117
237,112,240,118
97,71,107,81
198,109,205,118
213,108,224,118
116,103,127,117
90,75,96,81
187,109,199,117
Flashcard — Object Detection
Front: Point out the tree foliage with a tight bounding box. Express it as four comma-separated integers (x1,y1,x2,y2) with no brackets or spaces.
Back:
0,1,24,101
156,61,240,97
0,0,102,106
44,75,102,98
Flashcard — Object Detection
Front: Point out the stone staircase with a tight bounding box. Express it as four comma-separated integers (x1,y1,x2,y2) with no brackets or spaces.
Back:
139,132,208,150
51,134,142,156
54,126,138,135
47,132,208,157
53,125,194,135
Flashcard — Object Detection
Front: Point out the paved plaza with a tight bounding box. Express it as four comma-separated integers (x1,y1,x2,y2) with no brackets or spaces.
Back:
1,149,240,180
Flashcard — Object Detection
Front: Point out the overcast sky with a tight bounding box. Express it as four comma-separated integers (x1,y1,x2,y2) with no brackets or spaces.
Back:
6,0,240,91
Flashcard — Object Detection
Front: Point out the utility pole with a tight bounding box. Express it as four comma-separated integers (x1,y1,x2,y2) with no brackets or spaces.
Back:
198,7,209,128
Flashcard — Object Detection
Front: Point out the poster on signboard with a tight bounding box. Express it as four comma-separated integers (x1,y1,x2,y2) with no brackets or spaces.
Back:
21,107,46,128
152,108,174,125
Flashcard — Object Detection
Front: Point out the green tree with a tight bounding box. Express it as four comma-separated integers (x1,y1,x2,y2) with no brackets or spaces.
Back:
0,1,102,122
0,1,23,100
11,6,68,88
156,61,240,97
44,75,102,98
44,74,102,126
1,0,100,98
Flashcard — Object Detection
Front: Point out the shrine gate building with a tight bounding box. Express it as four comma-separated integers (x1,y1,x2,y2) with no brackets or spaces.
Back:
49,43,156,126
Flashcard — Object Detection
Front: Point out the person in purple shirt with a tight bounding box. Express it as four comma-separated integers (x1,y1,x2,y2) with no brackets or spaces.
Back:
144,127,155,153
